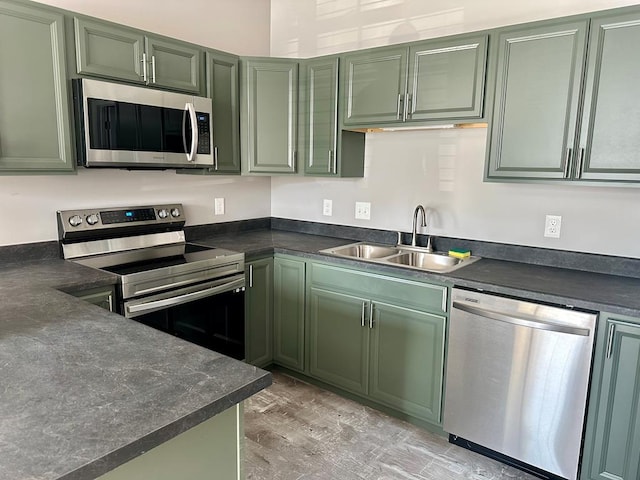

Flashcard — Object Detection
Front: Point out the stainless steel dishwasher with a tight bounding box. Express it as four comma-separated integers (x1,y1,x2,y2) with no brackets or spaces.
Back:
443,288,597,480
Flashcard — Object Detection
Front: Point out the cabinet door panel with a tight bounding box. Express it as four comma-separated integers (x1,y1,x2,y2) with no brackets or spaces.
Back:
588,319,640,480
245,258,273,367
579,13,640,181
207,51,240,173
308,288,369,395
0,1,73,173
408,35,487,121
146,36,201,93
273,257,305,371
242,59,298,174
74,17,144,83
487,22,587,179
343,47,407,125
369,302,445,424
301,58,338,175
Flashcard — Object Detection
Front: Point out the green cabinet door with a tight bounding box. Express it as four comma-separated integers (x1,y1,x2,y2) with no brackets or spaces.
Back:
71,286,115,312
342,46,407,125
0,1,74,173
486,21,588,179
145,35,201,93
207,51,240,173
578,12,640,182
273,256,305,371
74,17,145,84
583,314,640,480
308,287,369,395
369,301,445,424
245,258,273,368
407,35,487,121
241,58,298,174
300,57,338,175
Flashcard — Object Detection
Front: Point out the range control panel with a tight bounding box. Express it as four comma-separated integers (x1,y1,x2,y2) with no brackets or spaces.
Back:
57,204,184,238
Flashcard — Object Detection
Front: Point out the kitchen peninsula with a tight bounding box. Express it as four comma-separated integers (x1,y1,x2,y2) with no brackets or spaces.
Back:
0,259,270,480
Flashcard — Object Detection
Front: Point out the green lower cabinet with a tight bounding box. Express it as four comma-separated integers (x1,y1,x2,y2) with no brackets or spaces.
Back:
0,0,74,173
308,288,369,395
70,285,115,311
273,256,306,372
582,313,640,480
245,258,273,367
369,301,445,424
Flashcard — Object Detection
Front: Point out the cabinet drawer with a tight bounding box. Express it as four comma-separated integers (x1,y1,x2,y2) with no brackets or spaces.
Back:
309,262,447,314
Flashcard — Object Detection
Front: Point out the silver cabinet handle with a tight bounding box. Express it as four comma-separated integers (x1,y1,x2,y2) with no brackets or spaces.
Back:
249,264,253,288
141,52,148,82
327,150,332,173
214,146,219,171
563,147,573,179
107,294,113,312
576,148,585,179
369,302,374,328
151,55,157,83
184,103,198,162
403,93,411,120
452,301,590,336
361,302,366,327
396,93,403,120
606,323,615,359
410,92,416,114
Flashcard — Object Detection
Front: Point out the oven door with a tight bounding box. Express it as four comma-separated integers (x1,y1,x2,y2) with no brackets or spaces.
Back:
123,274,245,360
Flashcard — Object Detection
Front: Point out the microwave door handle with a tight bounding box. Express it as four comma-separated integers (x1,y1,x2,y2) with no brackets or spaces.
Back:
184,103,198,162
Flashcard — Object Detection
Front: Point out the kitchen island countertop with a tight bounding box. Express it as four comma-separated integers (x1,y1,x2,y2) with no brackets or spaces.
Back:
0,259,271,480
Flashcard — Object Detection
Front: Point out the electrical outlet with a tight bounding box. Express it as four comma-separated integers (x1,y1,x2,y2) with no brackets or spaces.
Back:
323,199,333,216
214,197,225,215
355,202,371,220
544,215,562,238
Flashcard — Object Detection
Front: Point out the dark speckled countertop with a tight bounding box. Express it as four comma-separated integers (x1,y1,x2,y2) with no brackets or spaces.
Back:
190,229,640,318
0,260,271,480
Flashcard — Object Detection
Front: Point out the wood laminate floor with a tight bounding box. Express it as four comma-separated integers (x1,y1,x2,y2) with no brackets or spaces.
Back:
244,372,539,480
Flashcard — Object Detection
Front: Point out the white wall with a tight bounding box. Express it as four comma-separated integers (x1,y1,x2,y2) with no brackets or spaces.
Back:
0,0,272,247
270,0,640,259
33,0,271,56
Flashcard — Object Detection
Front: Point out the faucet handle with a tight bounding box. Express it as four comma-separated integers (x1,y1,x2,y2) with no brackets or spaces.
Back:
396,231,403,246
425,236,434,252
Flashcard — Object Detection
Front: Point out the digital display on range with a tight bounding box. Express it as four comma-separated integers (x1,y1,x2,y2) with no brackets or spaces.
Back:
100,208,157,224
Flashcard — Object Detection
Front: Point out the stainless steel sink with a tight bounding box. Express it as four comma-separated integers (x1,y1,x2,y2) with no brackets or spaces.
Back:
386,251,462,271
323,243,400,259
319,242,479,273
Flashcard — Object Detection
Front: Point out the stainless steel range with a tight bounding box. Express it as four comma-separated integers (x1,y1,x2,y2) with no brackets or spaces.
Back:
57,204,246,360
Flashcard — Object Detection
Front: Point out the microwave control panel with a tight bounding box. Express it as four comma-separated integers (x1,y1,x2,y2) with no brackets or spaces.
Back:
196,112,211,155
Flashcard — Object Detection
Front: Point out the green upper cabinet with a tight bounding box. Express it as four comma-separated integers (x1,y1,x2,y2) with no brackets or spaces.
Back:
74,17,201,94
343,45,408,125
487,7,640,183
577,11,640,182
245,257,273,368
206,51,240,173
342,34,487,127
486,20,588,180
0,0,74,173
273,255,306,372
299,56,366,177
582,313,640,480
241,58,299,174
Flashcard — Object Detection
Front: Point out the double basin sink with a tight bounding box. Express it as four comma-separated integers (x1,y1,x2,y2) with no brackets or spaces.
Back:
320,242,479,274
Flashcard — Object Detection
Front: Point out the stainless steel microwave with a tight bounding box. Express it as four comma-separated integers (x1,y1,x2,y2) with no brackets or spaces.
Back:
72,78,214,169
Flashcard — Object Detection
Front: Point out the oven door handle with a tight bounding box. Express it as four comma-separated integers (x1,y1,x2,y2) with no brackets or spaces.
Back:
126,277,244,317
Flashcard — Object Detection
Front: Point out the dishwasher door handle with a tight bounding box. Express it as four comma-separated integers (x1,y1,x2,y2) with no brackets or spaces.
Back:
452,301,591,336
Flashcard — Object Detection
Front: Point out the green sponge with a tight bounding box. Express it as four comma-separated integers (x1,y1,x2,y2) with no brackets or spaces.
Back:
449,248,471,259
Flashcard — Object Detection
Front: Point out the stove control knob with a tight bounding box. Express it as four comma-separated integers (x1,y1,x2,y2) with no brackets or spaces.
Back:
68,215,83,227
86,214,99,225
157,209,168,219
171,208,181,218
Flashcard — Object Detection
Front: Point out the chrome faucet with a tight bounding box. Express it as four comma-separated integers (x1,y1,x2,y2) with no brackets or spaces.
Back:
411,205,433,251
411,205,426,246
